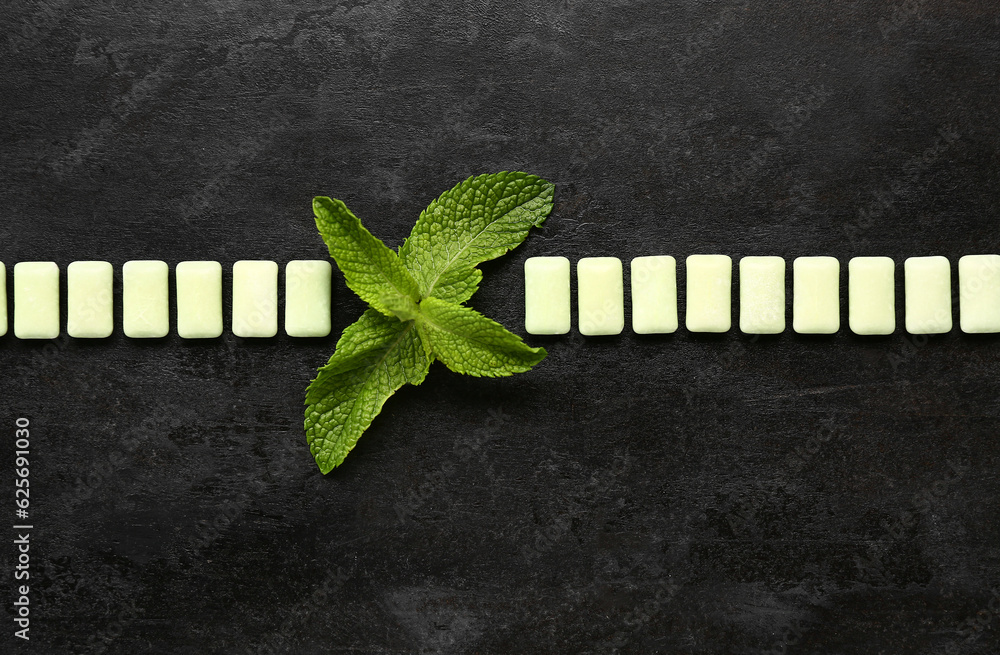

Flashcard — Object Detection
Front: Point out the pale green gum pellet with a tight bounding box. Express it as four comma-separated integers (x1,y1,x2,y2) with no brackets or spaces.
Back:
904,256,952,334
630,256,677,334
232,260,278,338
958,254,1000,334
0,262,6,337
285,260,332,338
685,255,732,333
67,261,114,338
739,256,785,335
524,257,571,335
123,260,169,338
848,257,895,335
14,261,59,339
577,257,624,336
176,261,223,339
793,256,840,334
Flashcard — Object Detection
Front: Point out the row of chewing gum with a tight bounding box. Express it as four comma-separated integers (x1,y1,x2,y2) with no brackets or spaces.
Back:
2,260,332,339
524,255,1000,336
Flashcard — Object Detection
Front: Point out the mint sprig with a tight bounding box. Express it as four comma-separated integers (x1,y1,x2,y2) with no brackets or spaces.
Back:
305,172,554,473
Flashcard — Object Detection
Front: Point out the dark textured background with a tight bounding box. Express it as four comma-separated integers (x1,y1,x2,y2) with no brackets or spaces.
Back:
2,1,1000,653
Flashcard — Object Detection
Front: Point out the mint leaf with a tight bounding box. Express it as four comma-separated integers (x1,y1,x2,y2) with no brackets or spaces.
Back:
416,296,547,377
380,294,420,322
312,196,420,317
399,172,555,304
304,309,431,473
426,267,483,306
306,173,553,473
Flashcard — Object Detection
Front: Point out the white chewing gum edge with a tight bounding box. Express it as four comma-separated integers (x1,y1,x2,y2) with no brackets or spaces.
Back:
176,261,223,339
14,261,60,339
793,256,840,334
739,256,785,334
524,257,571,335
848,257,895,335
0,262,6,337
577,257,624,336
67,261,114,338
630,256,677,334
685,255,732,333
285,260,332,337
232,260,278,338
905,256,952,334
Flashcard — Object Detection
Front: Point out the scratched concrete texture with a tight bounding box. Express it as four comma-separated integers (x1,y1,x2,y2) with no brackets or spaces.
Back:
1,0,1000,653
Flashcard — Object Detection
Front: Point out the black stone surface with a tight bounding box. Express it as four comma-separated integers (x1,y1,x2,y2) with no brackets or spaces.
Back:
2,1,1000,653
